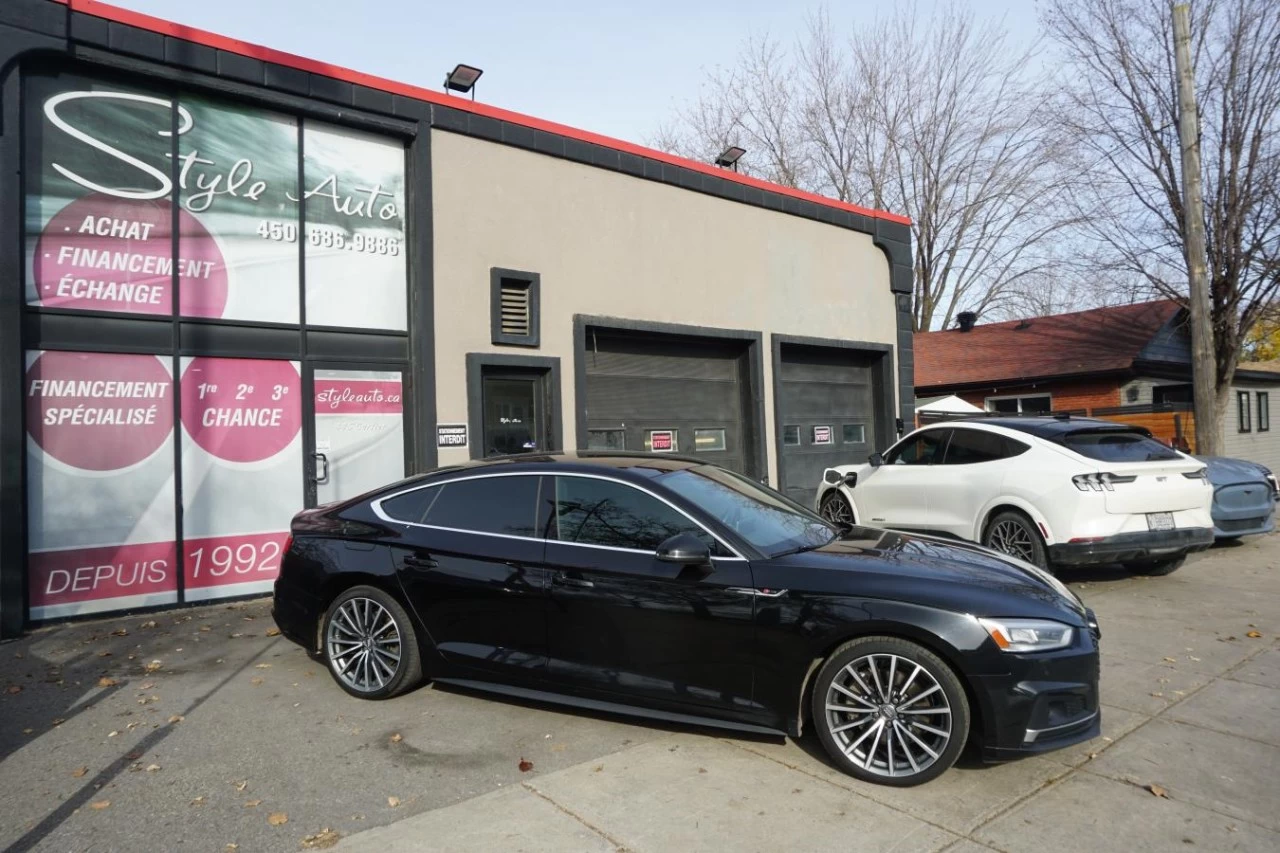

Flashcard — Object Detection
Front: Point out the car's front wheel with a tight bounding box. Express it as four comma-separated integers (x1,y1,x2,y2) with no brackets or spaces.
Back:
812,636,969,787
983,510,1049,569
1124,555,1186,576
819,491,855,526
322,585,422,699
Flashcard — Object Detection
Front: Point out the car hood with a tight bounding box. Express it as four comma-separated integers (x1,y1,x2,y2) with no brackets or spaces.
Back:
1195,455,1271,486
767,526,1089,625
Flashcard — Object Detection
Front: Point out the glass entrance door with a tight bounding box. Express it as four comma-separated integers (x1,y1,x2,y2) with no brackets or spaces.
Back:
306,366,407,506
481,374,545,457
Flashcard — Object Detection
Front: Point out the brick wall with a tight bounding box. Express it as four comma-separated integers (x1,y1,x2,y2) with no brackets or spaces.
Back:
953,378,1123,412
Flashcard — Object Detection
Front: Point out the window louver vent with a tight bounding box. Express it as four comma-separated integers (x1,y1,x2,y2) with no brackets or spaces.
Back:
500,280,531,337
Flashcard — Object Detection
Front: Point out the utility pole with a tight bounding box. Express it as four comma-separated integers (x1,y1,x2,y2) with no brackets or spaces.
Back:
1173,2,1219,455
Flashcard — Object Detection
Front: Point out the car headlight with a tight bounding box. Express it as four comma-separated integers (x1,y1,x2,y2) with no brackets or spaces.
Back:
978,617,1074,653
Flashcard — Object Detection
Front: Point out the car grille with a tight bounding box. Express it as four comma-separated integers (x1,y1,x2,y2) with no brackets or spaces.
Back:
1218,516,1268,532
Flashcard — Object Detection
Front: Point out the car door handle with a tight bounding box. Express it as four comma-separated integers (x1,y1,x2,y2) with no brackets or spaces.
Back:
403,555,438,571
553,573,594,589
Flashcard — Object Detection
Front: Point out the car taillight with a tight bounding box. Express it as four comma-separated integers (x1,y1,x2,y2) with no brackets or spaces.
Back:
282,533,294,555
1181,468,1210,484
1072,472,1137,492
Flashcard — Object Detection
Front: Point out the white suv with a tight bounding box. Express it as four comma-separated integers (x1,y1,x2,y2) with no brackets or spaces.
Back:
814,417,1215,575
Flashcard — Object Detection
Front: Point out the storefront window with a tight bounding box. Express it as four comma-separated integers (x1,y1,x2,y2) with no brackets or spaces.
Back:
179,357,302,601
303,121,407,330
24,350,178,619
25,73,178,316
177,95,299,322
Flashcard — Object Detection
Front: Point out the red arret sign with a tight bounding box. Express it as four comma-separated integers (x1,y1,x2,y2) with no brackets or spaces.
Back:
650,430,675,452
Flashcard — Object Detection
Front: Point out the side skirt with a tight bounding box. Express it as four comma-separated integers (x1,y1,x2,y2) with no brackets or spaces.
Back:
434,678,788,738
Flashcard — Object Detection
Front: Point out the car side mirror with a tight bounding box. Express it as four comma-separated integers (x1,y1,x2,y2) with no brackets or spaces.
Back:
655,533,712,565
869,452,884,468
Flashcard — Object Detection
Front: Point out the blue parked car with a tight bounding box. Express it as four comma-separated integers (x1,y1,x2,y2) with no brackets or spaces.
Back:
1196,456,1278,538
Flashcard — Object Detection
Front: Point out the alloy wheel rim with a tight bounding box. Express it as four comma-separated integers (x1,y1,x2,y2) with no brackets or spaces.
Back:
821,495,854,526
989,520,1035,562
327,597,402,693
824,653,952,778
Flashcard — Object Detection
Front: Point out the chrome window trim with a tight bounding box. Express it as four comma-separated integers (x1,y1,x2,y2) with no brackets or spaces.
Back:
371,470,748,561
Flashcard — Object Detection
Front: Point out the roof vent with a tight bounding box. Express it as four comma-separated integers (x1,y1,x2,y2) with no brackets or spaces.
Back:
956,311,978,332
499,279,531,337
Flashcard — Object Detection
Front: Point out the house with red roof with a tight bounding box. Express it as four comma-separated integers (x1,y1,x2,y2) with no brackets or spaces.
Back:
913,300,1280,469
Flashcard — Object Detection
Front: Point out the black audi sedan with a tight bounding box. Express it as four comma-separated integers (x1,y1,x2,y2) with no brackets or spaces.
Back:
272,453,1101,786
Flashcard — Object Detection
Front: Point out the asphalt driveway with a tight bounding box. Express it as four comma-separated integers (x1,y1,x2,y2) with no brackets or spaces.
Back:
1,535,1277,852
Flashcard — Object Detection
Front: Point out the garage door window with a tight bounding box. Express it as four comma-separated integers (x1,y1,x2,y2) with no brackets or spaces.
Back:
782,425,801,446
694,428,726,451
587,429,626,451
842,424,866,444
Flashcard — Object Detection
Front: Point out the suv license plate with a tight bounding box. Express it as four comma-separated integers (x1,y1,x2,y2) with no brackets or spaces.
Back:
1147,512,1175,531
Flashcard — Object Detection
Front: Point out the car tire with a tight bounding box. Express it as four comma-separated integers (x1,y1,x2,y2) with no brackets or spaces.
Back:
1124,556,1186,576
811,636,969,787
983,510,1049,570
819,491,856,526
322,585,423,700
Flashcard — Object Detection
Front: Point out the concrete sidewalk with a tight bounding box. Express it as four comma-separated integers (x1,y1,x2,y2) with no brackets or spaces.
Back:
1,535,1277,852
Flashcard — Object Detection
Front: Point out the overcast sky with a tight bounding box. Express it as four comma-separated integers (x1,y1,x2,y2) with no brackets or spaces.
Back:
113,0,1041,149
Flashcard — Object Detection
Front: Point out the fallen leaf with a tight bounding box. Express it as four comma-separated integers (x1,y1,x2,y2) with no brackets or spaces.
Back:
389,733,403,744
51,718,66,726
71,766,89,778
255,663,271,670
199,625,211,633
23,728,34,734
1150,692,1164,698
168,715,184,724
112,628,128,637
698,767,708,774
791,788,802,794
1188,656,1201,662
1087,752,1098,761
230,633,244,639
144,660,163,673
1246,631,1262,639
139,681,155,690
387,796,401,808
125,750,144,760
593,765,604,772
145,763,161,772
250,677,264,686
1148,783,1169,798
518,758,534,773
90,800,111,810
225,845,238,851
140,620,157,629
1163,657,1177,663
98,651,112,658
301,828,342,849
244,799,263,808
5,685,22,695
265,628,281,637
190,796,205,806
267,811,288,826
235,780,249,792
107,730,120,738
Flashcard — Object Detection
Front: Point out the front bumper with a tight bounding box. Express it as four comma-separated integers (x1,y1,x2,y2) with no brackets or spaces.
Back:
976,616,1102,761
1047,527,1214,566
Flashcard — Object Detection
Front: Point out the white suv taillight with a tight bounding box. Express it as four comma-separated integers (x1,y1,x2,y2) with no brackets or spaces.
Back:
1181,468,1211,485
1072,472,1138,492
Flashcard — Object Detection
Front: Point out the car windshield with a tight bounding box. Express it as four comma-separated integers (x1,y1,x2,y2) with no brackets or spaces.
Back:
658,466,836,557
1059,430,1180,462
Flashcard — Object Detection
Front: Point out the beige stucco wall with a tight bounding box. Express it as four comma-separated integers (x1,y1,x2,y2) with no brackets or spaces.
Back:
430,129,900,482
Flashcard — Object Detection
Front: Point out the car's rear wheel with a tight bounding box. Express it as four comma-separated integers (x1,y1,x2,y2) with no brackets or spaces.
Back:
983,510,1049,569
1124,555,1186,576
819,492,855,526
323,585,422,699
811,636,969,787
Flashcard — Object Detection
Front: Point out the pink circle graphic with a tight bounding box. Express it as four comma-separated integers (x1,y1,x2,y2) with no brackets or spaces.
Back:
26,351,174,471
180,358,301,463
34,193,229,318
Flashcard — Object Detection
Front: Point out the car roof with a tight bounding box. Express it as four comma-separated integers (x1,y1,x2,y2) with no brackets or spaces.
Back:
411,451,707,483
927,416,1150,440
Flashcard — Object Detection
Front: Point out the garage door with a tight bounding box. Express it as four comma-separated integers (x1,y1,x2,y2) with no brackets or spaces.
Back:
583,331,754,476
776,344,880,507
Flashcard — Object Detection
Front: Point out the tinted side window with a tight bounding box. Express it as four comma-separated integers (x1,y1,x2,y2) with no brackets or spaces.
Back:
1004,437,1030,458
887,430,948,465
942,429,1006,464
425,476,539,537
381,486,441,524
554,476,706,551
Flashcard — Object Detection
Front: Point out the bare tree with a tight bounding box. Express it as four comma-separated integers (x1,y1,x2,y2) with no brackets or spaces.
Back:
654,5,1079,331
1043,0,1280,443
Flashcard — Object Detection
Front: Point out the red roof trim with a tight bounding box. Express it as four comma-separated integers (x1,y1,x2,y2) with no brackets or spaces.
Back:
56,0,911,227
